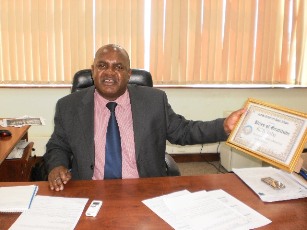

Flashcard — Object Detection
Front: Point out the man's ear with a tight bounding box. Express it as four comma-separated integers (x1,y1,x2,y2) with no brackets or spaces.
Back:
127,69,132,79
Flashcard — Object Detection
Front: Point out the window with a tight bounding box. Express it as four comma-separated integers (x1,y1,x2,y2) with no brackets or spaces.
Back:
0,0,306,86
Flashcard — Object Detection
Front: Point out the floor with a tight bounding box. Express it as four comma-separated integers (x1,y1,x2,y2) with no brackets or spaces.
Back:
176,161,228,176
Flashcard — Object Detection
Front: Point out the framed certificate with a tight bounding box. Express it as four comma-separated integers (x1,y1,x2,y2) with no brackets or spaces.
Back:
226,98,307,172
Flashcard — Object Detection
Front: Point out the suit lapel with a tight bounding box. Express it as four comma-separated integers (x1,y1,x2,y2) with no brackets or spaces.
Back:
128,85,145,162
77,86,95,163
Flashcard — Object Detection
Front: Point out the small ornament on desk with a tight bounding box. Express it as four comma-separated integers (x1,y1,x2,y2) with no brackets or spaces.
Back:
261,177,286,190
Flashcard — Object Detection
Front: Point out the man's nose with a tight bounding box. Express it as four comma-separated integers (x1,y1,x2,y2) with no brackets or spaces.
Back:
104,67,116,75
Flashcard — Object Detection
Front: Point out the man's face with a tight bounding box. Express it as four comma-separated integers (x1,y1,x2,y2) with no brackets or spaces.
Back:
92,46,131,101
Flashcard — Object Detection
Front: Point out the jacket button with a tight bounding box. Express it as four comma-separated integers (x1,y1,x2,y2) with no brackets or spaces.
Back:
90,164,94,170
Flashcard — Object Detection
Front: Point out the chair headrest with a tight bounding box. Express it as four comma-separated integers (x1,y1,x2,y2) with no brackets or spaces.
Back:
71,69,93,93
129,69,153,87
71,69,153,93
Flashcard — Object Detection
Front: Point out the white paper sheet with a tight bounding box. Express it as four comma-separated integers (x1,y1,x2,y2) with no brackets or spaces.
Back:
142,190,193,229
233,167,307,202
0,185,38,212
206,190,271,229
143,189,271,230
164,190,270,230
9,195,88,230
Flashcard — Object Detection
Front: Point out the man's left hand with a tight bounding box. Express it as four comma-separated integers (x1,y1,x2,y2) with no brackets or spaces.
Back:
223,108,246,135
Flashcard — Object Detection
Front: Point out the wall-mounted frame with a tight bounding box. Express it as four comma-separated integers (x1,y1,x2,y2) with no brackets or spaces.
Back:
226,98,307,172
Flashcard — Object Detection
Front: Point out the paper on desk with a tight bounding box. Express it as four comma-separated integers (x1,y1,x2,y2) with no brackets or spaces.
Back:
206,190,271,229
233,167,307,202
142,190,192,229
164,190,271,230
143,189,271,230
9,195,88,230
0,185,38,212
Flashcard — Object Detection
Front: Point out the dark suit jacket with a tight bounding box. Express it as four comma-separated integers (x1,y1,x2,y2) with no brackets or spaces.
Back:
44,84,228,179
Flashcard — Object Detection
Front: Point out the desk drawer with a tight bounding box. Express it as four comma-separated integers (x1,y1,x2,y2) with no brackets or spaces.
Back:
0,142,41,182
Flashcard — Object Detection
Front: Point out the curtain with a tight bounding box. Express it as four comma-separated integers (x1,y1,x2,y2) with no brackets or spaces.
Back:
94,0,145,68
149,0,307,85
0,0,306,86
0,0,93,84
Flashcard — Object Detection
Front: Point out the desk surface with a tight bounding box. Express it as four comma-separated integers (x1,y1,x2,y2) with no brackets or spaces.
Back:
0,125,30,165
0,174,306,229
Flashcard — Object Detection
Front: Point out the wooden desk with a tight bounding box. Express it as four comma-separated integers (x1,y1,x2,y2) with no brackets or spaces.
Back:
0,125,30,165
0,124,38,181
0,174,306,229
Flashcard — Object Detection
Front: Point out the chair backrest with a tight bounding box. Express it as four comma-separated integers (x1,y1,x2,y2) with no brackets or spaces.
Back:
71,69,153,93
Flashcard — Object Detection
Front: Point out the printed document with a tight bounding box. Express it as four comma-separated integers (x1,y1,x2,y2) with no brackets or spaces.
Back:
143,190,192,229
0,185,38,212
9,195,88,230
233,167,307,202
143,189,271,230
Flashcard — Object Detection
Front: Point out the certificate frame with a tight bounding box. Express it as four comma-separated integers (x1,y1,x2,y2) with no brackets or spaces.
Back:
226,98,307,172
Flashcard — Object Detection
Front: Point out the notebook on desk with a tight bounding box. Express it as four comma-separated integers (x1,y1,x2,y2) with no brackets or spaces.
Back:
0,185,38,212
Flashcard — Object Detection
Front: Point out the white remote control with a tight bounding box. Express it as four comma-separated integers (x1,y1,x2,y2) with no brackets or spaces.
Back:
85,200,103,217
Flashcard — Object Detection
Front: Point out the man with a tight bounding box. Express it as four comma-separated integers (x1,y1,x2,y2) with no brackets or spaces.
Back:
44,44,245,191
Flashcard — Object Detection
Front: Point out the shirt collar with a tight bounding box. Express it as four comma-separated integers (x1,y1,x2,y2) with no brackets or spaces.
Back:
94,89,130,107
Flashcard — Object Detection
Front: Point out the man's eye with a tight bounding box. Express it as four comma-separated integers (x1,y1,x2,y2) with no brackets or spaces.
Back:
97,64,106,70
115,65,124,71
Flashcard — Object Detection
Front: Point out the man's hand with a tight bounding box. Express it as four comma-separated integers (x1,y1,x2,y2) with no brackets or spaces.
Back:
223,108,246,135
48,166,72,191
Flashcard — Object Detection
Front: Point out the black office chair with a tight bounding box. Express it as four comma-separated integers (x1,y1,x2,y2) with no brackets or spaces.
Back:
72,69,154,92
72,68,181,176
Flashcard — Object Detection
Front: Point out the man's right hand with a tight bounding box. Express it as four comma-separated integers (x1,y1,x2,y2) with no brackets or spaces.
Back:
48,166,72,191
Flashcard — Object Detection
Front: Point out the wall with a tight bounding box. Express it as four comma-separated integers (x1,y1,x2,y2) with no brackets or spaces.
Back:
1,87,307,156
164,87,307,154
